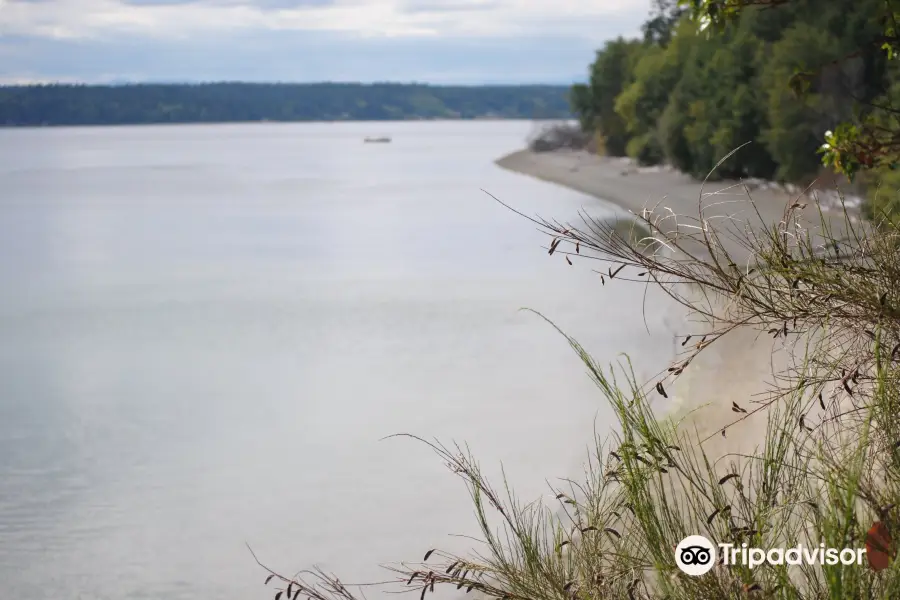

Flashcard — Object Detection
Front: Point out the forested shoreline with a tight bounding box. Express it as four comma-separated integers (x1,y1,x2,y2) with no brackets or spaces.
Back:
568,0,899,213
0,82,572,127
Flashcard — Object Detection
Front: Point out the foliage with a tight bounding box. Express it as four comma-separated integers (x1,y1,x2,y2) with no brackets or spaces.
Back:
570,38,643,156
570,0,896,189
642,0,687,46
527,123,593,153
0,83,574,126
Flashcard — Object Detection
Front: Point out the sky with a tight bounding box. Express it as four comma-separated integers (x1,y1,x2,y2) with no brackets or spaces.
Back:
0,0,651,84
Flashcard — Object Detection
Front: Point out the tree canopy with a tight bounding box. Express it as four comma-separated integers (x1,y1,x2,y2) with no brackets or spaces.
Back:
0,82,573,127
570,0,900,214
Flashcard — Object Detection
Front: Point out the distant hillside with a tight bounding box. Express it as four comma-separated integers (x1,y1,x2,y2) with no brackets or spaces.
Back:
0,82,573,127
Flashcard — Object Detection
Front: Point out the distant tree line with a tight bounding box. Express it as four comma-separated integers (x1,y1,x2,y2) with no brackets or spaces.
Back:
0,82,573,127
570,0,899,213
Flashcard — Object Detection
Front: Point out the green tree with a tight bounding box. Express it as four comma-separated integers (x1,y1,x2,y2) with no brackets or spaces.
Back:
0,83,575,126
615,41,683,165
683,0,897,184
640,19,774,179
570,38,642,156
642,0,686,46
760,23,846,182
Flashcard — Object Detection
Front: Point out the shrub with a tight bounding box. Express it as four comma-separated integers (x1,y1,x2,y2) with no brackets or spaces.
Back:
528,123,592,153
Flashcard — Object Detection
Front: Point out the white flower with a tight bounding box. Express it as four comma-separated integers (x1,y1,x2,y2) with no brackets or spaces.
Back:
825,130,833,139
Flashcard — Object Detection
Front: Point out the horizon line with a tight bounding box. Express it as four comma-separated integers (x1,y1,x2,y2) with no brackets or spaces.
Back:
1,80,582,88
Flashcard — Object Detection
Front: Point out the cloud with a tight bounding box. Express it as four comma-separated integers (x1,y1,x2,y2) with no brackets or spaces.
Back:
117,0,334,9
0,0,651,82
0,30,597,82
398,0,501,13
1,0,649,39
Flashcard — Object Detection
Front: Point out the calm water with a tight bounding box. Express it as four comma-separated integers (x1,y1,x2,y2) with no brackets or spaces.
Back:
0,122,676,599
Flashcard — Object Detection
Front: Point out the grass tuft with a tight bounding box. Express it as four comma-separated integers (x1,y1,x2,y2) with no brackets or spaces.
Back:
255,179,900,599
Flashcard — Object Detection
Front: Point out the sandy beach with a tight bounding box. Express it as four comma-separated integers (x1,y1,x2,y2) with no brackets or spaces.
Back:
496,148,808,457
497,149,855,263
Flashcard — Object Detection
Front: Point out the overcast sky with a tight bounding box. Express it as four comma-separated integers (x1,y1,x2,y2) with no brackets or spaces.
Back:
0,0,651,84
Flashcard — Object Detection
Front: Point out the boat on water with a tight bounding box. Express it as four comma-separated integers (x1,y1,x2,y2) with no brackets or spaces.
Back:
363,136,392,143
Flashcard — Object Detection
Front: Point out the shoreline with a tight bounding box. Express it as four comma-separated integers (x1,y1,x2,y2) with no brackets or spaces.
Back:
0,118,567,131
496,147,789,456
497,148,858,223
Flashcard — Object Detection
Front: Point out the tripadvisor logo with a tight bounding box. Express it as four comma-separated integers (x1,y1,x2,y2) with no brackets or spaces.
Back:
675,535,717,576
675,535,868,576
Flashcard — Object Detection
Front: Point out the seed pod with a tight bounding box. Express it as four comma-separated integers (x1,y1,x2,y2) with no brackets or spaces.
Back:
706,507,724,526
843,379,853,396
718,473,740,485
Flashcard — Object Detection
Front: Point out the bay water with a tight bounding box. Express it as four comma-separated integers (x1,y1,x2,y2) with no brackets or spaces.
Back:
0,121,675,599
